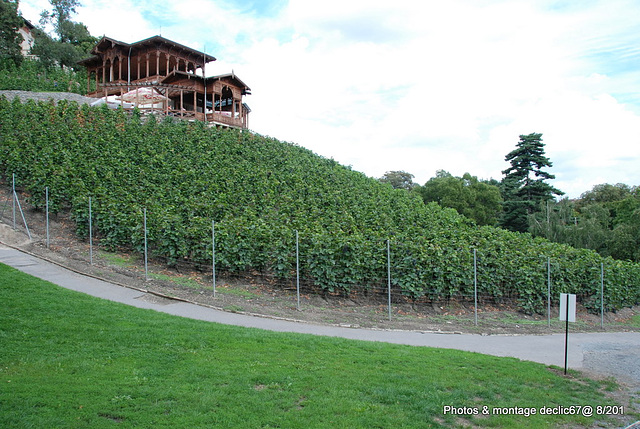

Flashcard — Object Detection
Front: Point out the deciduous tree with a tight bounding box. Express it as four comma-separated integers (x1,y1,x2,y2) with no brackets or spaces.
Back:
39,0,80,41
379,170,417,191
419,170,503,226
529,184,640,262
0,0,23,67
34,0,96,69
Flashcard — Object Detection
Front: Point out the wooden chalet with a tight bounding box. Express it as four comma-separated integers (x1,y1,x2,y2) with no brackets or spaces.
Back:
78,35,251,129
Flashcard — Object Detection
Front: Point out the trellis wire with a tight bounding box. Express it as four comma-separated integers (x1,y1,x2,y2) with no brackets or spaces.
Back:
12,173,15,230
12,175,31,240
212,220,216,297
45,187,50,248
601,262,604,328
143,207,148,281
296,230,300,311
89,197,93,265
1,181,627,332
13,193,31,240
547,257,551,328
387,239,391,321
474,248,478,326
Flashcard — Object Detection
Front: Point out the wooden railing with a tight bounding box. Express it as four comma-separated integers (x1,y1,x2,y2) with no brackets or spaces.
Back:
83,89,247,128
205,112,244,127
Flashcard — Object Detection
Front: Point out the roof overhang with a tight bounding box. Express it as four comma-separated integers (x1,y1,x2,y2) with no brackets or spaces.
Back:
78,35,216,67
162,71,252,95
207,73,252,95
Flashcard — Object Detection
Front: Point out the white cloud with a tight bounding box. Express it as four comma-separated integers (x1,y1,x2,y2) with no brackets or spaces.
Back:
79,0,157,42
16,0,49,27
18,0,640,198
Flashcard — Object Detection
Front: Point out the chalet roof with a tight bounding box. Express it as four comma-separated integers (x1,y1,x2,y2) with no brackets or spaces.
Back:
162,70,252,95
21,18,35,30
78,35,216,66
207,73,251,94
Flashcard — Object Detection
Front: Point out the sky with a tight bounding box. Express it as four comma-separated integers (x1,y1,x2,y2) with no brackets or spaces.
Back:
18,0,640,198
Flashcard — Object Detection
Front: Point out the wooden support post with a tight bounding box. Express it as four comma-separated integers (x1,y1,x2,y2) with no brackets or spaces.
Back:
164,89,169,116
232,97,236,121
193,91,197,117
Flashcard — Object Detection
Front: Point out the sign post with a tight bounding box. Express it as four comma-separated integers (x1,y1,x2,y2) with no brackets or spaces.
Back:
559,293,576,375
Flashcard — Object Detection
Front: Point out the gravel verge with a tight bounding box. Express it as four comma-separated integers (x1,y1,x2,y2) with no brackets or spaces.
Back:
0,90,98,105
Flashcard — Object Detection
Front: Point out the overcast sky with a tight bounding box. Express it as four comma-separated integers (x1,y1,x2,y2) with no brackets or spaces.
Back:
18,0,640,198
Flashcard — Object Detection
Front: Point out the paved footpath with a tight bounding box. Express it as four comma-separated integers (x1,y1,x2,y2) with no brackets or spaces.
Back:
1,245,639,388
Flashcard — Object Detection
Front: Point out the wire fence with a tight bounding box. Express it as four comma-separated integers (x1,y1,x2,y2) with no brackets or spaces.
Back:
0,174,631,332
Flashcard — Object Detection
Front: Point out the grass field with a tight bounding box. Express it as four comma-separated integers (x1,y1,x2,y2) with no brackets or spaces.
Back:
0,263,627,428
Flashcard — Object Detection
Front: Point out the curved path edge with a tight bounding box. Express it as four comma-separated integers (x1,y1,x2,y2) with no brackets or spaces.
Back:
1,244,639,387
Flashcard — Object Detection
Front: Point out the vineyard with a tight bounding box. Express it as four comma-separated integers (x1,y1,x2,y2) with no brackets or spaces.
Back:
1,96,639,314
0,60,87,94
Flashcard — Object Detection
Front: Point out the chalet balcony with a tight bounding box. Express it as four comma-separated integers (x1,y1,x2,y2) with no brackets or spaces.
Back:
163,108,247,129
87,83,249,129
204,112,244,127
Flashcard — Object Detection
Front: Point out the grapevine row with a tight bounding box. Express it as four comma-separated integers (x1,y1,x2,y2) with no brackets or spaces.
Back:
1,96,638,313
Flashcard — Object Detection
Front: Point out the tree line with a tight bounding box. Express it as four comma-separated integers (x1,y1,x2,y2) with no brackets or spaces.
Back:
0,0,95,91
380,133,640,263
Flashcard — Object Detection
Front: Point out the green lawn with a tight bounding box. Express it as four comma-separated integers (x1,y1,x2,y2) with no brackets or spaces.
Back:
0,263,627,428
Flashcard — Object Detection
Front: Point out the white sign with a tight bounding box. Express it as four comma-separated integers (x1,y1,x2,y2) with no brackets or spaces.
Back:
559,293,576,322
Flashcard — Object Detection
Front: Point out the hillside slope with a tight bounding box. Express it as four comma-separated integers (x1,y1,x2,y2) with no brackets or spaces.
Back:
1,96,638,313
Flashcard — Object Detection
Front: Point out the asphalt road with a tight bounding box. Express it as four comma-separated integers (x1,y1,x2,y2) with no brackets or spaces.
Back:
1,245,639,390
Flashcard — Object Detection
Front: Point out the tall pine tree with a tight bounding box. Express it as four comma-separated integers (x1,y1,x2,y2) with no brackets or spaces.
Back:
500,133,563,232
